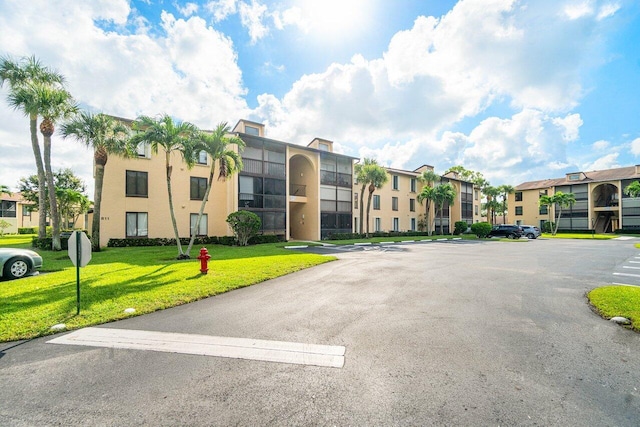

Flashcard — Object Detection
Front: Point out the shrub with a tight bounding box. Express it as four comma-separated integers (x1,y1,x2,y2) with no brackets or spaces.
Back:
226,211,261,246
541,221,555,233
454,221,468,235
470,222,492,238
18,227,37,234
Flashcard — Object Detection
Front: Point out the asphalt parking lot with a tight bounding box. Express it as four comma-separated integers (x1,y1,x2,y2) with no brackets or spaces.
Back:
1,238,640,425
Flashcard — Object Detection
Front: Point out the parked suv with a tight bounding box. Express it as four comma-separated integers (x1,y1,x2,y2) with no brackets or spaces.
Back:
488,224,523,239
520,225,541,239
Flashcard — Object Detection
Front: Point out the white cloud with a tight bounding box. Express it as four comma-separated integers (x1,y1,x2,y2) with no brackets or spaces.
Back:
592,139,610,150
175,2,198,17
583,153,620,170
597,2,621,19
238,1,269,43
631,138,640,156
563,1,595,20
205,0,237,22
0,0,249,196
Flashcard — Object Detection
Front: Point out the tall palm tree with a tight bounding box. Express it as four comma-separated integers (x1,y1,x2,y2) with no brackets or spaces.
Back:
483,185,501,225
61,112,133,251
185,123,244,256
418,169,440,235
130,115,200,259
0,55,65,239
433,182,456,235
353,158,377,234
539,191,576,235
364,164,388,236
32,83,78,250
499,184,515,224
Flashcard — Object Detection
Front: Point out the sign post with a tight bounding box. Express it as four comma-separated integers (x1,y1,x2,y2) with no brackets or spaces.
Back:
68,231,92,315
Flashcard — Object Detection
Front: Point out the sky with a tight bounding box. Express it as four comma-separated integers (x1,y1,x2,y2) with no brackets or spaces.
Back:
1,0,639,198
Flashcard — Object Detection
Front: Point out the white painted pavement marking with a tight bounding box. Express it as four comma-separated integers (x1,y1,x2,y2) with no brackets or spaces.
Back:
48,327,345,368
629,261,640,264
612,282,640,288
623,266,640,270
613,272,640,278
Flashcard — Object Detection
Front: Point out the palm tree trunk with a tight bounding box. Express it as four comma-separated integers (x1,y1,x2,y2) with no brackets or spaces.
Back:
439,206,444,235
186,167,215,256
29,115,47,239
165,162,185,258
553,207,562,236
92,162,105,251
366,191,374,237
426,201,432,236
358,184,366,234
43,135,61,250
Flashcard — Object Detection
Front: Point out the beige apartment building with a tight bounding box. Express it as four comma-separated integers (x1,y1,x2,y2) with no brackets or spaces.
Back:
509,165,640,233
98,119,357,247
0,193,39,234
94,118,486,247
354,165,482,235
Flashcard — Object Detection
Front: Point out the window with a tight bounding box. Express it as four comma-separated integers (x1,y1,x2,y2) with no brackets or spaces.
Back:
409,198,415,212
190,213,208,236
373,195,380,210
392,197,398,211
197,150,207,165
23,205,33,217
515,206,523,216
126,171,148,197
539,205,548,215
392,175,399,190
245,125,259,136
392,217,399,231
354,193,358,209
410,218,416,231
126,212,148,237
475,205,479,215
354,217,358,232
475,190,479,201
568,173,581,181
319,143,329,151
410,178,416,193
374,217,381,232
136,142,150,158
0,200,16,218
515,192,523,202
190,177,207,200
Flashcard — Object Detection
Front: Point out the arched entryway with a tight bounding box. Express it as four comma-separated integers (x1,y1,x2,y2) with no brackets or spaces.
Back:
592,183,619,233
289,154,318,241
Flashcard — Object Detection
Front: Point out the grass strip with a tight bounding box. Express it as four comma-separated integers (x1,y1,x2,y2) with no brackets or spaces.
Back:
0,235,334,342
588,285,640,331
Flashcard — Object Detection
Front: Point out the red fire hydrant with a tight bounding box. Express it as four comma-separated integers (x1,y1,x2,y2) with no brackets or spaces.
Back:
197,247,211,274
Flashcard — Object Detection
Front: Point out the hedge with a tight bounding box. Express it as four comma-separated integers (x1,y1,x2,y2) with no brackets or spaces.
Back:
106,234,282,248
325,231,434,240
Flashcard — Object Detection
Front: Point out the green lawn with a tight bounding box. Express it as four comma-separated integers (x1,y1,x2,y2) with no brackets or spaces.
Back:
541,233,617,239
588,286,640,331
0,235,334,342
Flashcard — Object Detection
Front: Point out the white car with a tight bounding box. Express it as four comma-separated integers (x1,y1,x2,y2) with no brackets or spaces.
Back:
521,225,541,239
0,248,43,280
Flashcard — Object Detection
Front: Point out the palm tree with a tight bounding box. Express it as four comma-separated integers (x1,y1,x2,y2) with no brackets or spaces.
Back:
417,169,440,236
61,112,133,251
364,164,388,236
624,181,640,198
130,115,200,259
0,55,65,240
33,83,78,250
433,183,456,235
0,185,10,197
353,158,377,234
483,185,501,224
539,191,576,235
185,123,244,257
499,184,515,224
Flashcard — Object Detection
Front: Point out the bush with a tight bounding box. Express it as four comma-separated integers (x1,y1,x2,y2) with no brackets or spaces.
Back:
18,227,37,234
470,222,492,238
32,234,91,250
541,221,555,233
226,211,261,246
454,221,468,235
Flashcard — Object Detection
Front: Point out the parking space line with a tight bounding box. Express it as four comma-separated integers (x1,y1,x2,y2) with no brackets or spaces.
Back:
48,327,345,368
623,266,640,270
613,272,640,278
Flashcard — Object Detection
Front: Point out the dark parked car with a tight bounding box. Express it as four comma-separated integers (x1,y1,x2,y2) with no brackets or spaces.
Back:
0,248,43,280
488,225,523,239
521,225,541,239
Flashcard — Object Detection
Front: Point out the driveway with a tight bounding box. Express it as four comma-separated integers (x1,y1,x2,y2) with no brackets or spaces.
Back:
1,238,640,425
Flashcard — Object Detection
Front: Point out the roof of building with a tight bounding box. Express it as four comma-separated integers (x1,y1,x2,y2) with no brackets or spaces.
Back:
516,165,640,190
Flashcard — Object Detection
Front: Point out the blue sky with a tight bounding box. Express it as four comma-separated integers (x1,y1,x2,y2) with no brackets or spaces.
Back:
1,0,639,196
